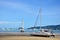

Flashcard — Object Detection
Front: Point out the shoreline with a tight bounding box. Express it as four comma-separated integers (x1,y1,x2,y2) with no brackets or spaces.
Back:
0,36,60,40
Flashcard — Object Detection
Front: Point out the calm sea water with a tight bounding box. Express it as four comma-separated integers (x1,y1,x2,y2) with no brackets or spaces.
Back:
0,28,60,34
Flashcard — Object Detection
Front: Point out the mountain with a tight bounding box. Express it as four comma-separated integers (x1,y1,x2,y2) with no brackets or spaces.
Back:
27,24,60,30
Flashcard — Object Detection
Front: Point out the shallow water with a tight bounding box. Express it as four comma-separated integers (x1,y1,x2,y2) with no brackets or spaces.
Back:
0,28,60,34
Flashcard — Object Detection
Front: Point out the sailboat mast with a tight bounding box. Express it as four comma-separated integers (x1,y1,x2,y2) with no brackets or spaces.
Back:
40,0,42,32
39,8,42,31
21,18,24,32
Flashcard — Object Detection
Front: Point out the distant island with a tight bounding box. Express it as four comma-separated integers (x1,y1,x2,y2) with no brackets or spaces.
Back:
27,24,60,30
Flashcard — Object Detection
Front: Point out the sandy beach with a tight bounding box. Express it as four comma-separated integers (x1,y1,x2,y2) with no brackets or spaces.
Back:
0,35,60,40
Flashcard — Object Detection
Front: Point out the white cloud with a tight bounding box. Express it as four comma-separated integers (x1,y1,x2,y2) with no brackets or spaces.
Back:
0,21,21,24
0,1,35,13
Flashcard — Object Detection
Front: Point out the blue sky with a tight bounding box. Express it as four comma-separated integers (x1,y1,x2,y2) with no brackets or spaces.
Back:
0,0,60,28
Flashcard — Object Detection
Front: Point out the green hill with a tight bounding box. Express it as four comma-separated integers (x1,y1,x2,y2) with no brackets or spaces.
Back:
28,24,60,30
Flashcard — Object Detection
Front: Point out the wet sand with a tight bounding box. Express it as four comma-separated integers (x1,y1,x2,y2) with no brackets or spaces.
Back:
0,35,60,40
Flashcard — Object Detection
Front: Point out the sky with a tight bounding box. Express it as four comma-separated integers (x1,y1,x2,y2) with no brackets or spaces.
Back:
0,0,60,28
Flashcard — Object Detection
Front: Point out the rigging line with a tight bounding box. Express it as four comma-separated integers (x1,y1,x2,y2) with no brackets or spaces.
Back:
34,11,40,27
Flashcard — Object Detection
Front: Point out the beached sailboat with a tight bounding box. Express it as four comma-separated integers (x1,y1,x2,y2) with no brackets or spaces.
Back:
30,8,55,37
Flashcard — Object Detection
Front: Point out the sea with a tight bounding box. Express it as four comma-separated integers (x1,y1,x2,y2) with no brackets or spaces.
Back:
0,28,60,34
